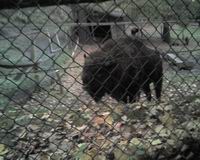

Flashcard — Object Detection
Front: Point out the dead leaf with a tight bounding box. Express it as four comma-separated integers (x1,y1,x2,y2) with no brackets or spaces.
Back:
87,147,99,158
96,133,106,140
82,129,96,139
114,104,124,114
155,125,164,133
121,115,128,121
50,151,65,160
183,120,200,131
75,143,89,159
41,112,51,120
151,139,162,145
110,135,121,143
79,154,92,160
167,139,176,146
155,125,171,137
95,155,106,160
17,128,27,138
159,112,175,128
92,116,105,126
117,140,129,151
28,124,40,131
105,115,113,126
101,112,110,116
172,129,188,139
130,138,141,146
135,149,146,157
164,105,173,111
16,114,33,125
92,112,113,127
159,129,171,137
101,139,113,149
40,152,50,160
77,125,88,131
119,140,128,146
114,122,124,131
121,126,132,139
113,148,130,160
0,144,8,156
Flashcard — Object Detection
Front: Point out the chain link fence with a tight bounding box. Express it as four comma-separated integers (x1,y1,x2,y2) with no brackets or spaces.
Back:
0,0,200,159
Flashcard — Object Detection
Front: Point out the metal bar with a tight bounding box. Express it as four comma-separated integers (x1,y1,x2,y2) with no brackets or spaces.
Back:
0,0,111,10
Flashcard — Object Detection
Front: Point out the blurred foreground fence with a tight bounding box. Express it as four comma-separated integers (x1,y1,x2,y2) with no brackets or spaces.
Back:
0,0,200,160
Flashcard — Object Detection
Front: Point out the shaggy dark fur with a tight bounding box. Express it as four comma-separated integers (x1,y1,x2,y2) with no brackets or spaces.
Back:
82,37,163,103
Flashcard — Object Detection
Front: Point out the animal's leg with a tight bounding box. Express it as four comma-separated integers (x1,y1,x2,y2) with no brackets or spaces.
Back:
143,84,152,101
92,89,106,103
154,78,162,102
135,90,141,102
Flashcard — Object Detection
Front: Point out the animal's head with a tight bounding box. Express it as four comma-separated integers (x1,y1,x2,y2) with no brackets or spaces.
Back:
82,54,119,102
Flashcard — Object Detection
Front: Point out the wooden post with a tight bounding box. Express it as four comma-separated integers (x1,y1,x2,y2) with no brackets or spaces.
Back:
162,19,171,44
56,70,64,94
0,0,112,10
71,5,90,44
47,31,64,94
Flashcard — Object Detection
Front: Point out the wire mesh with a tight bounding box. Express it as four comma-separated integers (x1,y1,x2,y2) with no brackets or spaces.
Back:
0,0,200,159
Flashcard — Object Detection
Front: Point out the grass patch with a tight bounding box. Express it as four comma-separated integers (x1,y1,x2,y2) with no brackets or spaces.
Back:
171,25,200,40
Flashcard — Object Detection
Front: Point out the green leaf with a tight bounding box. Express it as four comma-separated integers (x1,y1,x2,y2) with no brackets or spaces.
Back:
75,143,89,160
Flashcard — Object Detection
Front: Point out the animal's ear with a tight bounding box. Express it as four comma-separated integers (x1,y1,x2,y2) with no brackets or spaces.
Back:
83,54,87,59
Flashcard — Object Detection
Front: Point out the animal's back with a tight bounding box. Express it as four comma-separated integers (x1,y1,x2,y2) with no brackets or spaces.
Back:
101,37,162,72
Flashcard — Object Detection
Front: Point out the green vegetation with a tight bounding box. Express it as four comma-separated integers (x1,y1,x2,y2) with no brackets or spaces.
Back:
120,0,200,21
170,25,200,40
0,6,72,27
0,5,74,108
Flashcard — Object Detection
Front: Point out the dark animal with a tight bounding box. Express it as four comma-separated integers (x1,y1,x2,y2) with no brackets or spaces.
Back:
82,37,163,103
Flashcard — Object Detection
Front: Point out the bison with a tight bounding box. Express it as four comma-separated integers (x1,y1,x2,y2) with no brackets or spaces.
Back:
82,37,163,103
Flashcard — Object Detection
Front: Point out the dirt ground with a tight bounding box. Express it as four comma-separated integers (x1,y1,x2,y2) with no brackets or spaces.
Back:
2,36,200,160
61,44,100,104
